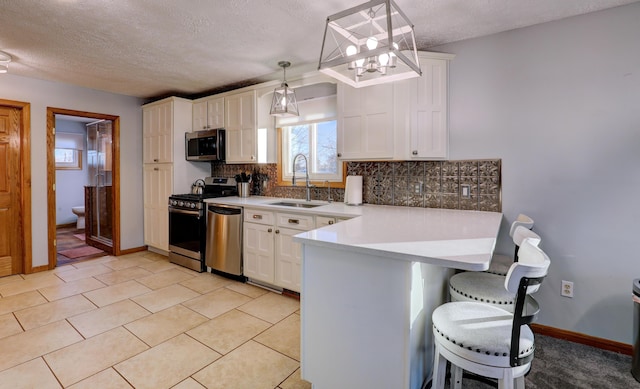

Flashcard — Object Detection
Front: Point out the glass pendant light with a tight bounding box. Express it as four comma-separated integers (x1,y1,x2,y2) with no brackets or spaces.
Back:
318,0,421,88
270,61,299,117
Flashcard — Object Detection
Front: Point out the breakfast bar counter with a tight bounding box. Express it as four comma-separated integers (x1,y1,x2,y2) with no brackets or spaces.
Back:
293,205,502,389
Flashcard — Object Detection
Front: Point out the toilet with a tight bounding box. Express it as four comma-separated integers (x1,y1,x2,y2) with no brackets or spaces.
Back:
71,206,85,229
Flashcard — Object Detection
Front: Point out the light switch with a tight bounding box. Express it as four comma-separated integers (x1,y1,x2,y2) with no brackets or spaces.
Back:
461,184,471,198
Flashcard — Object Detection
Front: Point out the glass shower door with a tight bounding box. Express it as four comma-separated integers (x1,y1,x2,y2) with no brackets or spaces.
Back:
86,120,113,251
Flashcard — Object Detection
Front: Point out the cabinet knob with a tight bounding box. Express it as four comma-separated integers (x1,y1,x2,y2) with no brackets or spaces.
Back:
288,219,299,225
275,229,280,234
328,220,334,225
412,150,418,155
153,158,159,162
153,167,159,171
268,228,273,233
253,214,263,220
337,153,342,158
251,155,255,160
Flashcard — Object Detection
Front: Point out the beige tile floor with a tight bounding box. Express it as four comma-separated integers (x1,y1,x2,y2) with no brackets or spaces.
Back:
0,252,312,389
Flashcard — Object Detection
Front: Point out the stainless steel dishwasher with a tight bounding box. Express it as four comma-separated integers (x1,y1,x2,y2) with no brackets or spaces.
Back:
205,204,243,276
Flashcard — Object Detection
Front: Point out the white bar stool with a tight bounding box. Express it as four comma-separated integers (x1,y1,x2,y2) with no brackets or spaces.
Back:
487,214,534,276
449,226,541,312
432,239,551,389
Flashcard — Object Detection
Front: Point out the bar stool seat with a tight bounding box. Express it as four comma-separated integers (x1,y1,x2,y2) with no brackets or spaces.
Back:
433,301,535,369
449,226,542,312
449,272,517,311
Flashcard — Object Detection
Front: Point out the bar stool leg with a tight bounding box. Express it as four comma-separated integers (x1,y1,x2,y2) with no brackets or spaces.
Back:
431,343,447,389
451,365,463,389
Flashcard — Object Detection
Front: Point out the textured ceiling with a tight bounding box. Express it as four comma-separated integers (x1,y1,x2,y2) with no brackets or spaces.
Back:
0,0,637,99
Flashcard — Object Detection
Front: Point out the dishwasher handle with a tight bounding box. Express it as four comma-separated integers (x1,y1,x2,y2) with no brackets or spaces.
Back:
208,205,242,216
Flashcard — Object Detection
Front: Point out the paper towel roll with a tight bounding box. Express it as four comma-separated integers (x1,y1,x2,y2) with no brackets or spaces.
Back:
344,175,363,205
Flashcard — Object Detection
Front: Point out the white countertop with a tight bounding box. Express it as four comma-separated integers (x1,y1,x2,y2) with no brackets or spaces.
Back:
204,196,503,271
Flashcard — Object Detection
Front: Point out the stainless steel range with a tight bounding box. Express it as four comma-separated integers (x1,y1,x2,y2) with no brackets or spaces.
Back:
168,177,237,272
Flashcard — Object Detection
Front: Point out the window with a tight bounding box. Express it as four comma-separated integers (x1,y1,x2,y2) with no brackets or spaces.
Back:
55,132,84,170
281,119,341,182
275,83,345,187
55,148,82,170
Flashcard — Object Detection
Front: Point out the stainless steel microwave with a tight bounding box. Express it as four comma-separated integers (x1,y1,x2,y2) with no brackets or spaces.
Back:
185,129,225,161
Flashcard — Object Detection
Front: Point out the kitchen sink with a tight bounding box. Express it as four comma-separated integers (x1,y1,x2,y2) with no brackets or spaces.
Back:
269,201,325,208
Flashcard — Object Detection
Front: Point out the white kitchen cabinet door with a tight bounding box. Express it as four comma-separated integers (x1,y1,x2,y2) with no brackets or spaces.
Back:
143,101,173,164
274,227,302,292
408,58,449,160
207,97,225,129
193,97,224,132
143,163,172,251
243,222,275,283
337,82,394,160
225,90,257,163
192,101,208,131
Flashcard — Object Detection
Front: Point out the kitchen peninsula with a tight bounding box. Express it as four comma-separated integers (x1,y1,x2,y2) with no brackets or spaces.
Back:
205,196,502,389
295,205,501,389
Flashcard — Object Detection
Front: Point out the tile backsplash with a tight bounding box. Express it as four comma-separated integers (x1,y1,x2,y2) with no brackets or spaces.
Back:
212,159,501,212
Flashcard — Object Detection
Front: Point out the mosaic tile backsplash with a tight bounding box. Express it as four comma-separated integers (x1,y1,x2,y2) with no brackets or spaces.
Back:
212,159,501,212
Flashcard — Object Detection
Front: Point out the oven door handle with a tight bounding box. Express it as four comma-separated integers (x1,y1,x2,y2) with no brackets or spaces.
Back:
169,207,201,217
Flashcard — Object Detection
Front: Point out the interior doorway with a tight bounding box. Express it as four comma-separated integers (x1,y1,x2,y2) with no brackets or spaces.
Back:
0,99,32,275
46,108,121,269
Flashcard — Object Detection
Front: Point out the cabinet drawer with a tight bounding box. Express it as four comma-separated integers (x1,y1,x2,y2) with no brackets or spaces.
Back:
276,212,315,231
316,216,337,227
244,209,274,225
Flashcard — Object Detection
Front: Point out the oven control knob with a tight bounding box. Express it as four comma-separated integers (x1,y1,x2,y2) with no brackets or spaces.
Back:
171,200,178,206
178,201,184,207
190,203,196,209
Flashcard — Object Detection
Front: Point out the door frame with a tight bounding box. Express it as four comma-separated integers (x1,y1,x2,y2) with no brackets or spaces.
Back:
46,107,121,269
0,99,32,274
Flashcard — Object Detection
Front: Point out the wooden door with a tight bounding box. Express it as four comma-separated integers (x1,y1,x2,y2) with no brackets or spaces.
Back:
0,106,23,276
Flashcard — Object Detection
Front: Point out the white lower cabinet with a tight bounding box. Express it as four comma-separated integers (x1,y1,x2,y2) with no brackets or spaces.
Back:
243,222,275,283
143,163,173,251
243,208,315,292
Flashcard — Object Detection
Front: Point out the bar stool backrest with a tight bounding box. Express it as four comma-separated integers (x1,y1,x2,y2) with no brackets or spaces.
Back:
509,214,534,237
505,238,550,294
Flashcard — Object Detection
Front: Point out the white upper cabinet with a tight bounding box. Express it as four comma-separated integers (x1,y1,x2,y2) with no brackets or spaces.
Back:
193,96,224,131
394,52,454,160
225,90,257,163
143,100,173,163
408,56,450,160
336,51,453,161
337,81,394,160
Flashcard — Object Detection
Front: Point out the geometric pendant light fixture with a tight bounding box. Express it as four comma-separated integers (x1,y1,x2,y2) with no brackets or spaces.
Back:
318,0,421,88
270,61,300,117
0,51,12,74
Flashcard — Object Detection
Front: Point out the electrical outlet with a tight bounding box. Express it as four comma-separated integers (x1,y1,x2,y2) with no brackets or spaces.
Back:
561,280,574,298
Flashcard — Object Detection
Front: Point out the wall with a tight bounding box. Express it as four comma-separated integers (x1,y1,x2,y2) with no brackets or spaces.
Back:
432,3,640,343
0,73,144,267
54,119,89,225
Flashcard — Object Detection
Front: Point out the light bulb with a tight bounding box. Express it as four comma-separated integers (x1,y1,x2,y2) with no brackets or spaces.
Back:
281,96,287,107
355,58,365,67
378,53,389,66
346,45,357,56
366,37,378,50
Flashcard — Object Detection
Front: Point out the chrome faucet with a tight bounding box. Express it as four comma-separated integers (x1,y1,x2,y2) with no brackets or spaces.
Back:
292,153,314,201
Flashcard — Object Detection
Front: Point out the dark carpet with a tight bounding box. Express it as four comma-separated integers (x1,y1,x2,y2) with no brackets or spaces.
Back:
437,335,639,388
